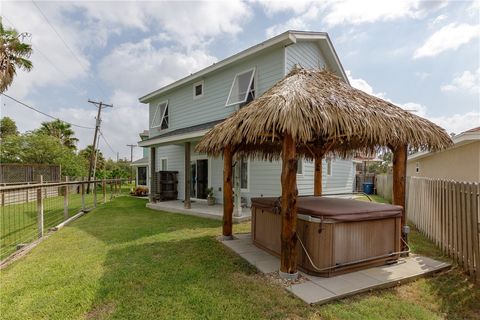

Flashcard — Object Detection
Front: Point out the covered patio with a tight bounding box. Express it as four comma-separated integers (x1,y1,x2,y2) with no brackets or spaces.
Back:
196,66,452,280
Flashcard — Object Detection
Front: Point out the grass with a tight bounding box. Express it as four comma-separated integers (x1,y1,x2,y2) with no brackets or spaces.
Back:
1,196,479,319
0,182,130,260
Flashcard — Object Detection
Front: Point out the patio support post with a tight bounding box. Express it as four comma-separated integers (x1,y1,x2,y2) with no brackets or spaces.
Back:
392,144,408,250
314,152,324,196
184,142,191,209
280,134,299,278
223,145,234,238
149,147,156,203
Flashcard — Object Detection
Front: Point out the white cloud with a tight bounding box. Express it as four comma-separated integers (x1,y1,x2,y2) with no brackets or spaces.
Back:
429,14,447,27
99,39,217,97
263,0,446,37
346,70,385,98
254,0,317,16
429,111,480,135
441,68,480,94
344,71,478,135
3,2,90,99
413,23,480,59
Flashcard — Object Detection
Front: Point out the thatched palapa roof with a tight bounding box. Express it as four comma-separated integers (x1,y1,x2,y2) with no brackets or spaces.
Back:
196,67,452,159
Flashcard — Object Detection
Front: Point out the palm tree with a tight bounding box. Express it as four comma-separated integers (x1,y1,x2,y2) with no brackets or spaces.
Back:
0,20,33,93
37,119,79,150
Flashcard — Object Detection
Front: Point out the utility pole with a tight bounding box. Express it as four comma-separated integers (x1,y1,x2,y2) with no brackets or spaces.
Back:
126,144,136,184
87,100,113,193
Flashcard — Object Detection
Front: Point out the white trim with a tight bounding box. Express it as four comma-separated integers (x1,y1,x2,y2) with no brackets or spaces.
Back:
225,67,256,107
139,31,298,103
139,31,349,103
138,129,209,147
151,100,169,129
188,157,212,200
193,80,204,99
408,131,479,162
232,158,250,191
159,157,168,171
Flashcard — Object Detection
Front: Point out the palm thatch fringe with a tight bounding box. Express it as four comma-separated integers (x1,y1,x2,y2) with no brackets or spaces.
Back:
196,67,452,158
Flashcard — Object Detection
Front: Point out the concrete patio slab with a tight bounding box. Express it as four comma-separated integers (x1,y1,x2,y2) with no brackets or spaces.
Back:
147,200,251,222
221,233,451,305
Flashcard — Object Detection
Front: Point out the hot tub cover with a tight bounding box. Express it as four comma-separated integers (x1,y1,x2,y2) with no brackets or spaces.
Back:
250,196,402,222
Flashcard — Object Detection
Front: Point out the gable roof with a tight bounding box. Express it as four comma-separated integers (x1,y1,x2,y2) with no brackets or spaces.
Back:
138,30,348,103
408,126,479,161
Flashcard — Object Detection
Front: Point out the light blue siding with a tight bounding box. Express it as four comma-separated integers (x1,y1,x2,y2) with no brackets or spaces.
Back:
148,47,284,138
285,41,327,73
149,41,355,206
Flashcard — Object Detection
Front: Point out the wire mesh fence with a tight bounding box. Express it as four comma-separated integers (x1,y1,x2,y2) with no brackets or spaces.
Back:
0,177,124,261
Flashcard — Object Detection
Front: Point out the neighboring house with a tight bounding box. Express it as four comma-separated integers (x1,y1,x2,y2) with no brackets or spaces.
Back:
138,30,356,207
131,130,150,187
407,127,480,182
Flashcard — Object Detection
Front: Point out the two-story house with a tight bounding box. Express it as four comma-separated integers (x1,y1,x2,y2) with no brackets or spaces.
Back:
138,30,356,216
131,130,149,187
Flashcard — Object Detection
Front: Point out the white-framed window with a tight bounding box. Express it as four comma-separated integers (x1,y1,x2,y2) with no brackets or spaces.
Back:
297,158,303,175
415,162,420,173
151,100,169,130
160,158,168,171
193,80,204,99
233,157,249,191
226,67,255,107
326,158,332,176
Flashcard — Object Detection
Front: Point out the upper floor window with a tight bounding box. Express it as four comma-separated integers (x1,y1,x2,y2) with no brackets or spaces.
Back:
193,81,204,99
151,100,169,130
226,68,255,107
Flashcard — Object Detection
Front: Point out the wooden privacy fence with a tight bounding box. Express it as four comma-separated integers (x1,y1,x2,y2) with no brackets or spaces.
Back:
376,174,393,202
407,177,480,282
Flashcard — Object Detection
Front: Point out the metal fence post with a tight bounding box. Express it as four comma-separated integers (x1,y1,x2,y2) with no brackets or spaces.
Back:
37,175,44,238
81,177,86,211
64,176,69,220
93,180,97,208
102,179,107,203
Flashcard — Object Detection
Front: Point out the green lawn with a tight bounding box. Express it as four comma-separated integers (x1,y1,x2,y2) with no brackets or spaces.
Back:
0,182,129,260
1,196,478,319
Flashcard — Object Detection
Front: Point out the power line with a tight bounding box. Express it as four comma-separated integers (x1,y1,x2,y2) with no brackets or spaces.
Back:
2,16,86,96
1,93,94,130
99,130,116,155
30,0,86,71
29,1,110,99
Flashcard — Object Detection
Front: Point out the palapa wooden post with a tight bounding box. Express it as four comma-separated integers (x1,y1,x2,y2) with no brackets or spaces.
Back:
392,144,408,250
280,134,299,277
314,152,324,196
184,142,191,209
223,145,234,238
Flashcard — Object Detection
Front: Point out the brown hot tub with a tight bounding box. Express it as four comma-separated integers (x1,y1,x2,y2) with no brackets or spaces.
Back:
251,196,403,277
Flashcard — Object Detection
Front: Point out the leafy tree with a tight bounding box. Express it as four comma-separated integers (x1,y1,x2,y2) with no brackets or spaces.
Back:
79,145,106,171
0,117,18,139
37,119,78,150
0,21,33,92
368,151,393,174
0,133,23,162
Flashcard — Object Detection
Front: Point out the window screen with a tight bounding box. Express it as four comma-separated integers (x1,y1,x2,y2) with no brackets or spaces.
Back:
195,83,203,96
137,166,147,185
226,68,255,106
151,101,169,129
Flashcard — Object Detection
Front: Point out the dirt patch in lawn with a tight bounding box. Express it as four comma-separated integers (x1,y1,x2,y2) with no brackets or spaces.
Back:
85,302,115,319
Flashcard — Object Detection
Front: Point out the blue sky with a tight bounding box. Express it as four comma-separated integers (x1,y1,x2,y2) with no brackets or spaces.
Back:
2,0,479,160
